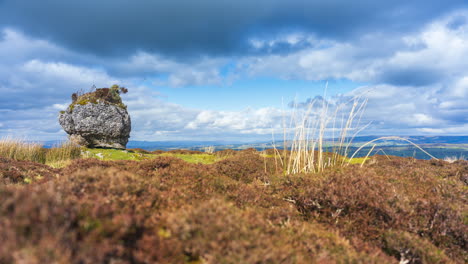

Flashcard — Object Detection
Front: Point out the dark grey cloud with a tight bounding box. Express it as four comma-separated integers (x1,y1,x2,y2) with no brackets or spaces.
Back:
0,0,466,58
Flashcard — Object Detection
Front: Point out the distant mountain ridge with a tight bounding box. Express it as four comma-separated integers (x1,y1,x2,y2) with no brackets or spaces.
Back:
349,136,468,144
38,136,468,160
41,136,468,150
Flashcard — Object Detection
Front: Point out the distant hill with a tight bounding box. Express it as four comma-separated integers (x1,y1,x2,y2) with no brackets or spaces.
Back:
126,140,245,150
41,136,468,160
42,136,468,150
349,136,468,144
123,136,468,160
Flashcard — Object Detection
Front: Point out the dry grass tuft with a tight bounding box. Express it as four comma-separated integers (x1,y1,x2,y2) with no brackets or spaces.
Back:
0,137,45,163
274,91,437,175
273,92,369,174
0,138,81,167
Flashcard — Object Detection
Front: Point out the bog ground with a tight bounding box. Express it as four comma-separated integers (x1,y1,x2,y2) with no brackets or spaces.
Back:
0,147,467,263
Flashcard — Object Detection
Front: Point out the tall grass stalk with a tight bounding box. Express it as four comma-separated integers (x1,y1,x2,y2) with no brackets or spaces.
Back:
0,138,81,166
360,144,376,168
347,136,438,162
274,91,369,175
46,141,82,166
443,155,465,163
273,86,440,175
203,146,215,154
0,137,45,163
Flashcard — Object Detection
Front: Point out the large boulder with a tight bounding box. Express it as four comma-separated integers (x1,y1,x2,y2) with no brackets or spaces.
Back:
59,86,131,149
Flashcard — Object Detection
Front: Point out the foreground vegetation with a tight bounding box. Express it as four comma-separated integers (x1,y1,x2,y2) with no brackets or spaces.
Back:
0,143,467,263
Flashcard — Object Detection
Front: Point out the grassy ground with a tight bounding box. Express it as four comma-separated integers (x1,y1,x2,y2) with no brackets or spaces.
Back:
85,148,368,165
83,148,155,161
83,148,223,164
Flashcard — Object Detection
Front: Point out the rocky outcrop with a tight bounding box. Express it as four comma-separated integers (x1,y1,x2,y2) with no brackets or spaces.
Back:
59,86,131,149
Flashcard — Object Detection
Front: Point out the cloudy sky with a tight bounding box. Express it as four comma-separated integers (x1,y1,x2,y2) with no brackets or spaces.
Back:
0,0,467,141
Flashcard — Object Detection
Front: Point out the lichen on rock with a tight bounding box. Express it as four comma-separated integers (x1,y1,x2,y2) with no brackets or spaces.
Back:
59,85,131,149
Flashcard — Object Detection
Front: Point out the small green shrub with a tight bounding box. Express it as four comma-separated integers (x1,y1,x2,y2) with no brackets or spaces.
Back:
65,84,128,113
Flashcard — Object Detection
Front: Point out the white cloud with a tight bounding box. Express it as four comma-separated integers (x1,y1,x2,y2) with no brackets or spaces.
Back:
417,123,468,134
0,105,67,141
452,76,468,97
52,103,69,110
186,107,283,132
348,83,467,135
119,52,226,87
22,60,117,87
241,10,468,87
0,29,119,110
0,28,67,64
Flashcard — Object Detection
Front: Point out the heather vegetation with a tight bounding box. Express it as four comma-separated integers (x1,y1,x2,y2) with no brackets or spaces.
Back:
66,84,129,113
0,142,467,263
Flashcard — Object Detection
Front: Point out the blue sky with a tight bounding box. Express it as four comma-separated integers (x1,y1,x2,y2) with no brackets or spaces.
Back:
0,0,467,141
155,78,361,111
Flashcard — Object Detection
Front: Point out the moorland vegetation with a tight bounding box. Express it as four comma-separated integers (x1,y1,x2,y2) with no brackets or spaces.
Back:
0,139,467,263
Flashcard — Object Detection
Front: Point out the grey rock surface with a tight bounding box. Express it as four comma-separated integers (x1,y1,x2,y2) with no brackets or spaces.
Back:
59,102,131,149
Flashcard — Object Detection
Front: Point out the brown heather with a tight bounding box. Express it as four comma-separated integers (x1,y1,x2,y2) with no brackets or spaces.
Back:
0,150,467,263
0,157,59,185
